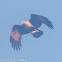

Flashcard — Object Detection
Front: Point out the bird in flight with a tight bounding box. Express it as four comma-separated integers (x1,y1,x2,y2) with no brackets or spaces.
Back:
10,14,54,51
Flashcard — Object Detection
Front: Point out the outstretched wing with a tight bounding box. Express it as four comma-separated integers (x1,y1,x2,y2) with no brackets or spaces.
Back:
10,25,26,51
10,25,31,51
29,14,54,29
29,14,42,28
40,16,54,29
10,25,22,51
10,34,21,51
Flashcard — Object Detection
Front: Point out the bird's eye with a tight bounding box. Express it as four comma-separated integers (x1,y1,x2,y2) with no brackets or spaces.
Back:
22,21,25,24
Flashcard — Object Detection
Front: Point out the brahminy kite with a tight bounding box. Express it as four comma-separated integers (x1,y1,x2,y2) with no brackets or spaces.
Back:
10,14,54,51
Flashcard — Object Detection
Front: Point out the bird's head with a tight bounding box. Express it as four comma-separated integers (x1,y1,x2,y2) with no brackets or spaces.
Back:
22,21,26,24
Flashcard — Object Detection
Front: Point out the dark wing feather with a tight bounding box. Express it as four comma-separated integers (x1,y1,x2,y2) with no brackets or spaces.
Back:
29,14,42,28
40,16,54,29
10,25,28,51
29,14,54,29
10,35,21,51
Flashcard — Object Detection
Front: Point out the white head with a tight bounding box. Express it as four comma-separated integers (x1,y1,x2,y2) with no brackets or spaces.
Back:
22,21,34,30
22,21,26,24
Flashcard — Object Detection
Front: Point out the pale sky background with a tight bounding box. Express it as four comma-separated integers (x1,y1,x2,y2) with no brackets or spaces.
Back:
0,0,62,62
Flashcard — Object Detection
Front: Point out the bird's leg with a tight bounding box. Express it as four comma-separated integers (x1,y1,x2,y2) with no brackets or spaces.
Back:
34,29,39,32
31,29,40,34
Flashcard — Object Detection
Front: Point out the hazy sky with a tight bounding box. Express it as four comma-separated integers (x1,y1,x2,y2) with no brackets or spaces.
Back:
0,0,62,62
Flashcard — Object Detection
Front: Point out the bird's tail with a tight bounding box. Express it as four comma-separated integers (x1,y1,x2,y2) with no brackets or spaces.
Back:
40,16,54,29
31,29,43,38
